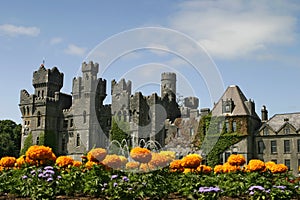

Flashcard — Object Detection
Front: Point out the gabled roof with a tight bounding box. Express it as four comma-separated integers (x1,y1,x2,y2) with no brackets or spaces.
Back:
211,85,259,118
265,112,300,132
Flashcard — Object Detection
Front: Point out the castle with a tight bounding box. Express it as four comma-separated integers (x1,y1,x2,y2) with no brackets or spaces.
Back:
20,61,300,175
19,61,199,159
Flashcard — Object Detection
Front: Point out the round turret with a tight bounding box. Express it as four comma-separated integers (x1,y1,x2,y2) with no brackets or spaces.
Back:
161,72,176,97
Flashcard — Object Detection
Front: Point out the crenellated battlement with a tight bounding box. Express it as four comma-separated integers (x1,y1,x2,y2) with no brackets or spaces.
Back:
111,78,132,95
82,61,99,74
32,65,63,89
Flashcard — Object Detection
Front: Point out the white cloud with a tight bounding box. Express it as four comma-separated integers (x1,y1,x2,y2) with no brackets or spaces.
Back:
64,44,87,56
169,0,298,59
50,37,63,45
0,24,40,37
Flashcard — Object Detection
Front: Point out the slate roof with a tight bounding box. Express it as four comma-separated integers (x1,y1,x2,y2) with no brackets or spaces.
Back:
263,112,300,132
212,85,259,118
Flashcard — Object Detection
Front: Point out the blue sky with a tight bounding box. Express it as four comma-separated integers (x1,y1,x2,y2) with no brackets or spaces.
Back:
0,0,300,124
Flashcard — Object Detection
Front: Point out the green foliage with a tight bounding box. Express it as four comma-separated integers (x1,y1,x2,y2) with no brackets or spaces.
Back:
44,130,57,154
38,132,45,145
20,132,33,155
110,117,130,144
0,120,21,157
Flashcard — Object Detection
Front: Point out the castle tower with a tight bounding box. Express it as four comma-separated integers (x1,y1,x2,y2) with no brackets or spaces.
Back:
71,61,108,155
161,72,176,97
19,64,71,154
32,64,63,98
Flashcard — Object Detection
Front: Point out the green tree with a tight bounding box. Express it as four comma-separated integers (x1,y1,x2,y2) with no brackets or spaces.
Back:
0,120,21,157
110,117,130,143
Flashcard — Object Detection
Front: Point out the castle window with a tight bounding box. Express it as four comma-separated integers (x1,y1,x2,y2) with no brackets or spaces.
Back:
63,120,68,129
284,159,290,170
83,111,86,123
263,128,269,136
70,119,74,127
297,139,300,152
222,99,234,113
284,127,290,134
225,120,229,133
232,121,237,132
107,119,111,126
38,91,40,97
41,90,44,98
69,132,74,137
190,128,194,136
284,140,290,153
36,136,39,145
76,133,80,147
271,140,277,154
26,107,30,116
257,141,264,154
37,112,41,127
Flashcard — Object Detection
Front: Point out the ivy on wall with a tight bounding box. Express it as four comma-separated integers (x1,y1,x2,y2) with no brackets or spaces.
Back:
110,117,130,144
20,132,33,155
194,113,245,167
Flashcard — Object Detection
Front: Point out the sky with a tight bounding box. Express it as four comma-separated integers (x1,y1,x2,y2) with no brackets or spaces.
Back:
0,0,300,124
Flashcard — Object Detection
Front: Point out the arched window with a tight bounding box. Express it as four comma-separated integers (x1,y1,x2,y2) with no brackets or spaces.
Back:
26,107,30,116
41,90,44,98
83,111,86,123
37,112,41,127
36,136,39,145
76,133,80,147
38,91,40,97
232,121,237,132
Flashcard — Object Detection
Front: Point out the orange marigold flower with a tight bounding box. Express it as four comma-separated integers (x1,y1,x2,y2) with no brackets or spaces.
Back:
196,165,212,174
25,145,54,161
73,160,82,167
181,154,202,169
222,162,240,173
85,161,98,169
214,164,223,174
87,148,107,162
0,156,16,168
183,168,194,174
170,159,184,172
56,156,74,167
271,164,288,174
126,161,140,170
228,154,246,166
16,155,26,167
247,159,265,172
149,152,170,168
130,147,152,163
265,161,276,171
102,154,122,169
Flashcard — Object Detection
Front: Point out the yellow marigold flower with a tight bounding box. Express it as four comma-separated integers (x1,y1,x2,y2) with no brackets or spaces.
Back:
0,156,16,168
149,152,169,168
228,154,246,166
130,147,152,163
56,156,74,167
87,148,107,162
183,168,194,174
181,154,202,169
102,154,121,169
118,155,128,168
265,161,276,171
222,162,240,173
159,151,176,162
214,164,223,174
126,161,140,170
16,155,26,167
85,161,98,169
247,159,265,172
73,160,82,167
271,164,288,174
140,163,150,172
170,159,184,172
25,145,54,161
196,165,212,174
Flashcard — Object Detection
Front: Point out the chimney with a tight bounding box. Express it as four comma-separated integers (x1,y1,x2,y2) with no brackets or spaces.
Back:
261,105,268,122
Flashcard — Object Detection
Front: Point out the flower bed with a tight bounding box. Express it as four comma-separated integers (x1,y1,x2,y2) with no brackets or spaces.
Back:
0,146,299,199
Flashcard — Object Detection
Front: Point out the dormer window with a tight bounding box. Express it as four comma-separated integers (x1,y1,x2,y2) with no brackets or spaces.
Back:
284,127,290,134
263,127,269,136
222,99,234,114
